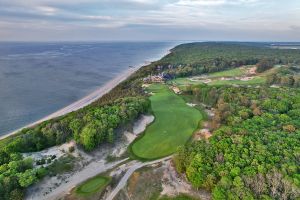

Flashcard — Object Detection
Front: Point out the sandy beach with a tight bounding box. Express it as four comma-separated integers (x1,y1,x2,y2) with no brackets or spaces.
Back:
0,45,174,141
0,66,139,141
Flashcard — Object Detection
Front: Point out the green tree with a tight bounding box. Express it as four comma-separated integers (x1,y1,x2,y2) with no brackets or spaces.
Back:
17,169,38,187
107,128,114,143
186,154,205,187
212,185,227,200
80,123,98,151
9,189,23,200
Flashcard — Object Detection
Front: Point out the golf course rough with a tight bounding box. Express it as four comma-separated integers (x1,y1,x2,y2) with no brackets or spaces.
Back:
131,84,202,160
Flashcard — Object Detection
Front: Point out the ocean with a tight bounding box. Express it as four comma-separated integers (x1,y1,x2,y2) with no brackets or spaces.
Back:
0,42,175,136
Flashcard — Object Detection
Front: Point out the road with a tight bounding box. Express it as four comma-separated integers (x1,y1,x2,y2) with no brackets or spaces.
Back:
105,156,172,200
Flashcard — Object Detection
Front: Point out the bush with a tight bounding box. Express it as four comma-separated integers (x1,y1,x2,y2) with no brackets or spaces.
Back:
68,146,75,153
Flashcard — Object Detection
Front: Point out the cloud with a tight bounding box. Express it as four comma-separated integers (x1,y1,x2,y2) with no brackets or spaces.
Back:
176,0,261,7
0,0,299,41
35,6,58,15
290,25,300,32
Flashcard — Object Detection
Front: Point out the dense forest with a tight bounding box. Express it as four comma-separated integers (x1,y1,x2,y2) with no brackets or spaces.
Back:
175,85,300,199
154,42,300,77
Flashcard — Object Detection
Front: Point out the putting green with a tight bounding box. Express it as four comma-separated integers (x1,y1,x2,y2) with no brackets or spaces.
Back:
131,84,202,160
75,175,111,196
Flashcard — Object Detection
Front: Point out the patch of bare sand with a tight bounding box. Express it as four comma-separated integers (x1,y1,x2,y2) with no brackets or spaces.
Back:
115,160,211,200
160,160,211,200
247,66,257,75
133,115,154,135
112,115,154,157
22,141,86,167
194,129,212,141
186,103,197,107
25,114,154,200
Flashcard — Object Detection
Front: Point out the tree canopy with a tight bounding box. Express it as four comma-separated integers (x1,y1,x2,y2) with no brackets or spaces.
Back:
175,85,300,199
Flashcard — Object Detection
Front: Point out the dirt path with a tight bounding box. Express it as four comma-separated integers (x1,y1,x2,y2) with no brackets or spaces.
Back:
26,158,128,200
105,156,172,200
25,115,154,200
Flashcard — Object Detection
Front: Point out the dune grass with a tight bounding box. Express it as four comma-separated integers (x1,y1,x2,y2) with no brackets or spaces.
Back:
130,84,202,160
75,175,111,197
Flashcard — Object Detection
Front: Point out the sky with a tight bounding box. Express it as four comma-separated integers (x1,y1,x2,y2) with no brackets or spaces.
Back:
0,0,300,41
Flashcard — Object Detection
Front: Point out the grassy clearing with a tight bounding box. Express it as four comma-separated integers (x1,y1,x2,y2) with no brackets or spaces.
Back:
170,75,266,87
169,65,269,87
208,67,247,78
75,175,111,197
170,66,248,86
131,84,202,160
169,78,198,86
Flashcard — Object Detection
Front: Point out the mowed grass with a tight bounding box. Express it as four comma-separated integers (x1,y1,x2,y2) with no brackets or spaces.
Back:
208,67,247,78
75,175,111,197
170,66,268,87
169,66,253,87
168,78,199,89
131,84,202,160
170,75,266,87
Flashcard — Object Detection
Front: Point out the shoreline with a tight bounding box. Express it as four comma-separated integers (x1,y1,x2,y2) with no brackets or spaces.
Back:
0,47,173,141
0,66,138,141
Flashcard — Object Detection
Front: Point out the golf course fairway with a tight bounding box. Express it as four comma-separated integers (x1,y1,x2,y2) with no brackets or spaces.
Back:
131,84,202,160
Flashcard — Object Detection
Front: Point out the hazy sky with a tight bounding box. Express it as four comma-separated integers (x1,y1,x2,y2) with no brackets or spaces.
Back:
0,0,300,41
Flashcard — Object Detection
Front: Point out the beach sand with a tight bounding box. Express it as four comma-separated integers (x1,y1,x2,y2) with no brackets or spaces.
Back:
0,66,139,140
0,44,175,141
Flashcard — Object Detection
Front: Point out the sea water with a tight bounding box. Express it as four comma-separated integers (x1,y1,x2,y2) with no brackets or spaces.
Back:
0,42,175,136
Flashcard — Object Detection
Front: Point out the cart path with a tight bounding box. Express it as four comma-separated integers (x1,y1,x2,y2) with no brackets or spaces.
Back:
106,156,173,200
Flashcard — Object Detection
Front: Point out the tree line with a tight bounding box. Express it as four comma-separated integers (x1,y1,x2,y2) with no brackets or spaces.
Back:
0,96,149,199
154,42,300,78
